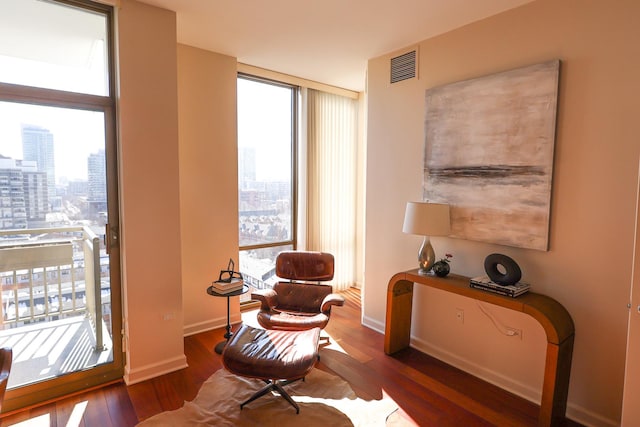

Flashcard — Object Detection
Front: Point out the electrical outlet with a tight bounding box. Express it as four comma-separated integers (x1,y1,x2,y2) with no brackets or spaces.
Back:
506,327,522,339
455,308,464,324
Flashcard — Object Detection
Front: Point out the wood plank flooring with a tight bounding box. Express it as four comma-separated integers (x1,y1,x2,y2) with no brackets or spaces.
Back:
0,287,582,426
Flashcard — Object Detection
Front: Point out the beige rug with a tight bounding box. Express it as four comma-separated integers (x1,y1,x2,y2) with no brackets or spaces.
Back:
137,368,402,426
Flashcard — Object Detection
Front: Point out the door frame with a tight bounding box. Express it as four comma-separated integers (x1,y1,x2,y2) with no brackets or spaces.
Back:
621,159,640,425
0,0,123,412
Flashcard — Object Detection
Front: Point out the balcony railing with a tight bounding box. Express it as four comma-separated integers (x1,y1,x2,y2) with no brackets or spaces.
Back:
0,226,107,350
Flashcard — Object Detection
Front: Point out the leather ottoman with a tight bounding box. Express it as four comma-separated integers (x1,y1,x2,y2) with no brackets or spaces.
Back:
221,324,321,413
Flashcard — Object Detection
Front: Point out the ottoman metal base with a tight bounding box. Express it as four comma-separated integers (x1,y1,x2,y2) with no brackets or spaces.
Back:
241,379,301,413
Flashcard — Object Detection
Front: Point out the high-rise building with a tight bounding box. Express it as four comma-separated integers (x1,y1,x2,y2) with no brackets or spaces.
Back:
22,124,56,199
87,149,106,215
0,157,48,230
23,165,49,226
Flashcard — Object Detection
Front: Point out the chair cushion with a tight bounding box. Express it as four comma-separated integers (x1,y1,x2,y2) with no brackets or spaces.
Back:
257,310,330,331
276,251,334,281
222,325,320,380
272,282,332,313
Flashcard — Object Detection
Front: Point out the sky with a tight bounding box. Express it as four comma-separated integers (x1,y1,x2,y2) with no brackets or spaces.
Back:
0,0,108,183
0,101,105,183
0,1,292,185
1,73,289,186
237,78,293,182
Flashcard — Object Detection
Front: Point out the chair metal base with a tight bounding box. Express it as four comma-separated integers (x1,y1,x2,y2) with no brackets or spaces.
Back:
240,379,302,414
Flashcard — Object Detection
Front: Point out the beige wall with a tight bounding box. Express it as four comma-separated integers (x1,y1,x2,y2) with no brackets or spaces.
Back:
364,0,640,425
117,2,239,381
117,0,187,383
117,1,238,383
177,45,240,336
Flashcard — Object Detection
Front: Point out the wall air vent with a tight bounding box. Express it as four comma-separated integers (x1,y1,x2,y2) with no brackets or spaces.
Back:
390,49,417,84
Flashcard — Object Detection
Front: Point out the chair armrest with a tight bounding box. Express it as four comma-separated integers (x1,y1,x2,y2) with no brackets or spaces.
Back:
251,289,278,310
320,293,345,313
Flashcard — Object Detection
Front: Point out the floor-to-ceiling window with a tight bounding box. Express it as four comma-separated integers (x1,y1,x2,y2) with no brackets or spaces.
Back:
236,72,362,297
237,75,297,299
0,0,122,411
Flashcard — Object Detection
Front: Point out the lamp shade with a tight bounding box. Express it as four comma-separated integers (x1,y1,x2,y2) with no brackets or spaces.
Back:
402,202,451,236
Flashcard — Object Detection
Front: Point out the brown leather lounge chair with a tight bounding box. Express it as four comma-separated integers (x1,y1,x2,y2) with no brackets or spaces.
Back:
251,251,345,332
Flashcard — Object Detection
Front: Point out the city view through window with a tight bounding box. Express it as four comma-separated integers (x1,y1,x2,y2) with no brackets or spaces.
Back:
1,102,107,229
0,101,113,386
0,0,124,405
237,77,296,296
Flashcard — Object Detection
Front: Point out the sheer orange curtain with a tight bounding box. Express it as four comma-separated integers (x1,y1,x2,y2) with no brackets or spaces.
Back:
306,89,358,291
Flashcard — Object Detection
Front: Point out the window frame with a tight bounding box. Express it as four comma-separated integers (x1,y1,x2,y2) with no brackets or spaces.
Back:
237,73,299,254
236,74,299,305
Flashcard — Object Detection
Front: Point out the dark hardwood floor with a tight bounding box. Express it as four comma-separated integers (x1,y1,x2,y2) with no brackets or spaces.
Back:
0,287,581,426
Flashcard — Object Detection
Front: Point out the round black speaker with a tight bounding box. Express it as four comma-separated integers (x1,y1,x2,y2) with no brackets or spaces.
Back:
484,253,522,286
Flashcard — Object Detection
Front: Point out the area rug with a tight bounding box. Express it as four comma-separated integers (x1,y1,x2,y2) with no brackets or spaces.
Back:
137,368,401,426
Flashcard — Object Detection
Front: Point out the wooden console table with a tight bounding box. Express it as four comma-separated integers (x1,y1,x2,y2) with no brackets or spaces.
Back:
385,270,574,427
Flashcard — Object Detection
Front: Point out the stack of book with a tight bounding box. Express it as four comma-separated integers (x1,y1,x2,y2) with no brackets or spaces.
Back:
469,275,530,298
211,278,244,294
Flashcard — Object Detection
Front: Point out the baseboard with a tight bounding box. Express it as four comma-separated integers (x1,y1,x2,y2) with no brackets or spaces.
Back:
124,312,243,386
183,313,242,337
362,314,384,335
362,315,541,402
411,337,618,427
411,336,542,403
360,317,616,426
124,354,188,385
565,403,619,427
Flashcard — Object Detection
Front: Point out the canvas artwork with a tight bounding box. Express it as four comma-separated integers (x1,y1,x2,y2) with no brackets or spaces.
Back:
423,60,560,251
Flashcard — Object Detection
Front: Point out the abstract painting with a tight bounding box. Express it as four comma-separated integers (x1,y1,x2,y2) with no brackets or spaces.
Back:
423,60,560,251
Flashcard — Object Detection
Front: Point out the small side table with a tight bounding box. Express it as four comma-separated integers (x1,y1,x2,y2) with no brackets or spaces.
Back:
206,284,250,354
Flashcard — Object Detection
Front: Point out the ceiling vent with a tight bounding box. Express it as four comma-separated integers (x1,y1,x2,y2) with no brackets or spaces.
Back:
390,49,417,84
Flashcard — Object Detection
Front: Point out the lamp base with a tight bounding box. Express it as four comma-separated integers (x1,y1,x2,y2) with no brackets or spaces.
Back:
418,236,436,273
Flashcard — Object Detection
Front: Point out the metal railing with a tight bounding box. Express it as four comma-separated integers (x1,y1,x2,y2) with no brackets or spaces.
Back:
0,226,107,350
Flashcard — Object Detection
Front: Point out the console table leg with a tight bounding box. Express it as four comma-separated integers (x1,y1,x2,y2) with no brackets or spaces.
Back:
384,279,414,354
539,336,574,427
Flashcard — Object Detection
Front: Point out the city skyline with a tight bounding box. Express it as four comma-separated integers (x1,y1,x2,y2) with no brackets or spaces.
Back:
0,124,107,230
0,101,105,183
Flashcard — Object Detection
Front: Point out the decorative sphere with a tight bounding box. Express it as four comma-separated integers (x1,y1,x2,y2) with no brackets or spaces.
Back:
432,261,450,277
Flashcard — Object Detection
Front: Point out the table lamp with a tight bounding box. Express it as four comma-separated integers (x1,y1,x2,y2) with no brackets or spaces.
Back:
402,201,451,274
